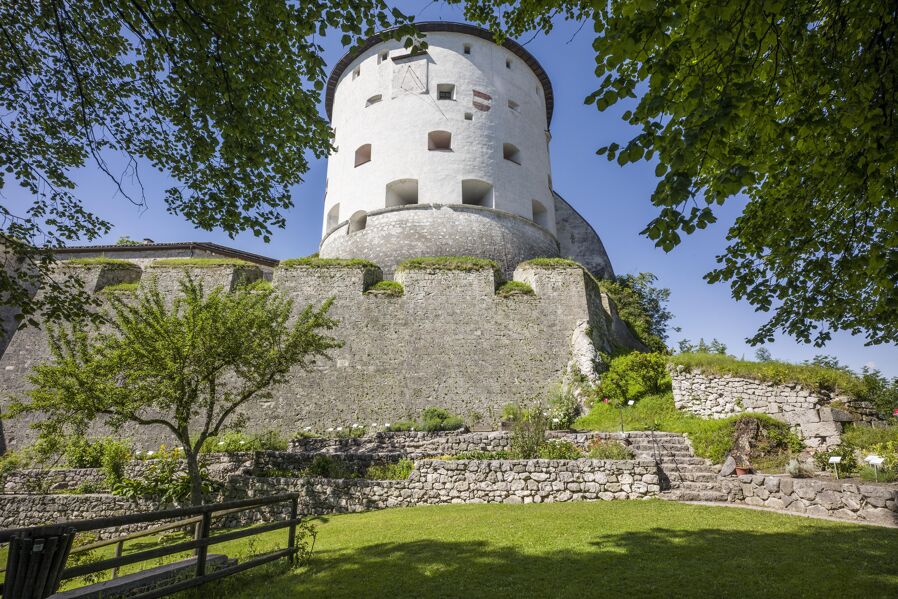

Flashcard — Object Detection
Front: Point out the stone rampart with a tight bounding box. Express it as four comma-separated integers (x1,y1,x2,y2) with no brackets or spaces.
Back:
670,367,880,449
719,474,898,527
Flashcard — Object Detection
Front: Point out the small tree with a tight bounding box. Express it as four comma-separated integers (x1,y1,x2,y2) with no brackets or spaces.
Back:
8,277,340,505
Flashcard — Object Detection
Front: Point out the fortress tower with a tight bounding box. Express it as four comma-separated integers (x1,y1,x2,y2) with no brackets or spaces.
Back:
319,22,614,279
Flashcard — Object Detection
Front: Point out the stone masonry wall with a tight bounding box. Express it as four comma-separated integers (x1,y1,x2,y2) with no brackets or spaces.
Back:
719,474,898,527
671,367,880,449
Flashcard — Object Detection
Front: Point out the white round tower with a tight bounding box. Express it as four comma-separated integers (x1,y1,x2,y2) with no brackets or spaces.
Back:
319,22,611,278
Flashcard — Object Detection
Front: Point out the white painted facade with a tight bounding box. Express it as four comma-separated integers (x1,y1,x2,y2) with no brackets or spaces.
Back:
322,30,556,240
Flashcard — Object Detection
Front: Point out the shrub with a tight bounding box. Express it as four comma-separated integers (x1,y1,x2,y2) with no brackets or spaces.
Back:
420,408,465,432
868,440,898,472
547,387,580,429
386,421,417,432
244,280,273,292
538,440,582,459
496,281,535,297
365,458,414,480
814,446,858,476
597,273,672,352
302,455,356,479
598,352,672,405
64,437,132,485
785,459,815,478
508,404,548,459
112,446,217,503
366,280,404,297
859,465,898,482
396,256,500,273
586,439,634,460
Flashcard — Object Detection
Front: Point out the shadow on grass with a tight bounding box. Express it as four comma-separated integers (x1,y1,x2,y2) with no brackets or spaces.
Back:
183,524,898,598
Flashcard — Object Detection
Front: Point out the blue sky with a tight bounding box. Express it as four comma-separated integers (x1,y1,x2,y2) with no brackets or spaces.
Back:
11,2,897,376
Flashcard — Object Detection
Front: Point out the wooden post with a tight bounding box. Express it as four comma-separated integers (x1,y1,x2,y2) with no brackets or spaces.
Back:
111,540,123,578
195,511,211,578
287,497,299,564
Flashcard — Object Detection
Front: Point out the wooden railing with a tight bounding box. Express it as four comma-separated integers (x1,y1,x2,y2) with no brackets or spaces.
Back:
0,493,301,598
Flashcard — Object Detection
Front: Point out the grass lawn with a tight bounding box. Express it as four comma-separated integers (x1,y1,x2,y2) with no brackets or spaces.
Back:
178,501,898,599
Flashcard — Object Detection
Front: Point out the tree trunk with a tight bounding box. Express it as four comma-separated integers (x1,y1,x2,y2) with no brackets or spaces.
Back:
184,448,204,506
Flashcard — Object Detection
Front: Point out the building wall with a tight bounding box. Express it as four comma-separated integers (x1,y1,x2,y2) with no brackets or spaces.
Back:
0,262,625,449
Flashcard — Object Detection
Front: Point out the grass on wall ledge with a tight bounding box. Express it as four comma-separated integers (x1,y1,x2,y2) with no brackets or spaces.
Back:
396,256,500,272
279,257,380,269
496,281,534,297
365,280,404,297
517,257,582,269
148,258,254,268
669,352,871,399
63,258,140,268
100,282,139,294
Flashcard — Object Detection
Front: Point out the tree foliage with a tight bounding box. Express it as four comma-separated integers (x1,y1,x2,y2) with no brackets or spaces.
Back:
7,277,341,504
454,0,898,347
599,272,674,352
1,1,416,329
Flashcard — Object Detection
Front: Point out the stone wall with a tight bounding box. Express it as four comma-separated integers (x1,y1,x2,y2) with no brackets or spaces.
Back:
720,474,898,527
670,367,880,449
2,468,107,494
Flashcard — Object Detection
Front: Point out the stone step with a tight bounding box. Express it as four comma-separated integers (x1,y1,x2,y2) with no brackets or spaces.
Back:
653,457,711,466
631,449,695,457
664,472,719,483
661,489,729,502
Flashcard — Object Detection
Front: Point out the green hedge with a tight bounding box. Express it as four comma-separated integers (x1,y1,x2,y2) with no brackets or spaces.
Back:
366,280,404,296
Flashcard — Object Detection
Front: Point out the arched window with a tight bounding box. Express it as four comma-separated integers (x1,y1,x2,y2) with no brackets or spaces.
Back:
503,143,521,165
354,144,372,167
326,203,340,231
428,130,452,151
385,179,419,207
532,199,549,229
365,94,382,107
461,180,493,208
348,211,367,233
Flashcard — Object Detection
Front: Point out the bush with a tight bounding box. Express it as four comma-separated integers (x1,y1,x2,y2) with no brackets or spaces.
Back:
538,440,582,459
596,273,672,352
302,455,357,479
547,387,580,429
112,446,217,503
365,458,414,480
785,459,815,478
508,404,548,459
586,439,634,460
598,352,672,405
386,421,417,432
813,446,858,476
496,281,535,297
64,437,132,485
421,408,465,432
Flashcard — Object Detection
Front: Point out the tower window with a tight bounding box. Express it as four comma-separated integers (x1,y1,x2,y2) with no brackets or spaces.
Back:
326,203,340,231
354,144,372,167
532,199,549,228
461,180,493,208
348,211,367,233
352,66,360,80
464,112,473,121
366,94,382,107
378,50,389,63
437,83,456,101
463,44,471,55
428,130,452,151
505,58,512,69
503,143,521,165
386,179,419,207
508,99,519,112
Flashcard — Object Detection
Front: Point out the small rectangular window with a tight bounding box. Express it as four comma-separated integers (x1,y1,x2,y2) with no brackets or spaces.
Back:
463,44,471,55
378,51,389,64
505,58,512,69
508,100,519,112
464,112,473,121
352,66,360,80
437,83,455,101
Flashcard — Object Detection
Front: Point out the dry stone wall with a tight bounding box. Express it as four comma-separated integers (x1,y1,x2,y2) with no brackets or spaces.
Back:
670,367,879,449
720,474,898,527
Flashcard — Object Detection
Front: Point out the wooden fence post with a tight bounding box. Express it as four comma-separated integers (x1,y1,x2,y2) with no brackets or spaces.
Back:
195,511,212,578
287,497,299,564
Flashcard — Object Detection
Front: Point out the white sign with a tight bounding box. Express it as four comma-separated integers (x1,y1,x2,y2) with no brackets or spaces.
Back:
627,400,635,406
828,456,842,464
866,455,885,467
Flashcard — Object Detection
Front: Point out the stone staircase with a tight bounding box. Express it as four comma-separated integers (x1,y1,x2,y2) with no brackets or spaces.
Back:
619,432,728,502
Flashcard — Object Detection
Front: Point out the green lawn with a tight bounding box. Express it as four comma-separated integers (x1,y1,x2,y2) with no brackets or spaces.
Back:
179,501,898,599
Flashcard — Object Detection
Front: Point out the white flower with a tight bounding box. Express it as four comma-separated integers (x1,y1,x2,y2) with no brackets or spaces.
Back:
326,427,334,432
218,441,225,446
385,423,390,427
371,423,378,427
147,450,155,456
336,427,343,432
239,440,245,444
552,418,560,423
304,426,312,431
352,423,360,428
